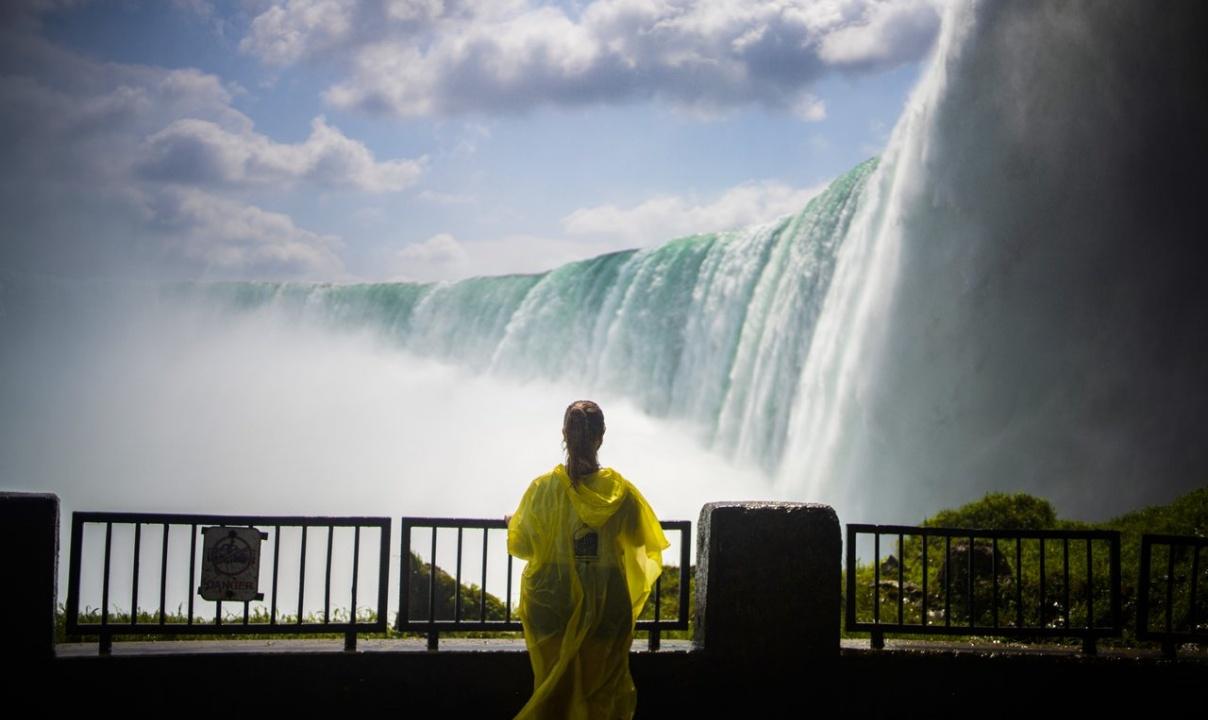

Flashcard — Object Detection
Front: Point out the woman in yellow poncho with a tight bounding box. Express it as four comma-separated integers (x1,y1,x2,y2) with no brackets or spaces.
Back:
508,400,669,720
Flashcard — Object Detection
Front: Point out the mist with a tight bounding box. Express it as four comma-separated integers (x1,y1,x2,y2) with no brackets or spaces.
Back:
0,277,771,609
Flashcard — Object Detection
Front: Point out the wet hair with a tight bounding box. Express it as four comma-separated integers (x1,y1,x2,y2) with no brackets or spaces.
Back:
563,400,606,485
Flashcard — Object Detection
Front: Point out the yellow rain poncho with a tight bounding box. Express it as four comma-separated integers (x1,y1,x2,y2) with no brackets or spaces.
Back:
508,464,669,720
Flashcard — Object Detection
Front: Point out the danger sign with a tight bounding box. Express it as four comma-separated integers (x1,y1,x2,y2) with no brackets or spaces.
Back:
199,526,266,602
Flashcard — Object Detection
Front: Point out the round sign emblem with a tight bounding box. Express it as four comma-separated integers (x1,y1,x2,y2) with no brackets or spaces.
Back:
210,533,254,576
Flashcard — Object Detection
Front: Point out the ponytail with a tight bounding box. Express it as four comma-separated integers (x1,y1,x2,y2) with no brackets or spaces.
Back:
563,400,606,486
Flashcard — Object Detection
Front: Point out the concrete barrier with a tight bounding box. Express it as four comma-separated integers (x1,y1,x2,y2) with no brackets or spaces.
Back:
0,491,59,660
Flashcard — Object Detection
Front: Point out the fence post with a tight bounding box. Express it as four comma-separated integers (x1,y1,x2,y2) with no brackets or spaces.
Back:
0,492,59,660
693,502,840,664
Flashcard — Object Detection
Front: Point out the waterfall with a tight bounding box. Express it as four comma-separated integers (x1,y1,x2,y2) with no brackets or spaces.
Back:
4,1,1204,524
182,159,877,475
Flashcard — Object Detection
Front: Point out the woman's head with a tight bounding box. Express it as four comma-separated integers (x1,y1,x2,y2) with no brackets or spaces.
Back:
563,400,605,482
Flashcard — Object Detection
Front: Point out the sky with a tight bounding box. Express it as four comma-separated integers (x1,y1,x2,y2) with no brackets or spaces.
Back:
0,0,940,283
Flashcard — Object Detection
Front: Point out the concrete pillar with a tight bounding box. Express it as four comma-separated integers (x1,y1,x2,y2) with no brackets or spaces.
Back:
0,492,59,659
693,502,840,663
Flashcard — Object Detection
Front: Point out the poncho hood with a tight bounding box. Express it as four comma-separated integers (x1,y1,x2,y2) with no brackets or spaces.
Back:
556,464,628,529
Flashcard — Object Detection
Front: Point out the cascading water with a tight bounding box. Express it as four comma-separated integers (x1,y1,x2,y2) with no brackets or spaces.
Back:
786,0,1208,521
182,158,878,476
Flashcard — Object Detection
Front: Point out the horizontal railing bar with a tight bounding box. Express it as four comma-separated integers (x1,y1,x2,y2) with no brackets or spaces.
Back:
847,524,1119,540
65,622,387,635
845,623,1119,638
73,512,389,527
1139,534,1208,547
394,619,689,632
399,518,508,529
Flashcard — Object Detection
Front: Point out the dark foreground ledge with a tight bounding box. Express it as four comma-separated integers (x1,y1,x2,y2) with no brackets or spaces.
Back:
21,639,1208,717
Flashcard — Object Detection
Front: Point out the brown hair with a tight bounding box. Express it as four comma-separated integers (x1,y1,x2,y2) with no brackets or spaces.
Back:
563,400,606,485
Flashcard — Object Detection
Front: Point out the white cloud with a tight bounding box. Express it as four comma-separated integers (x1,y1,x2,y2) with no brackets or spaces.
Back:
416,189,476,205
392,179,829,283
140,115,425,192
240,0,941,117
396,232,467,266
241,0,357,66
390,231,621,282
562,180,828,247
148,188,345,277
818,0,940,70
0,30,362,279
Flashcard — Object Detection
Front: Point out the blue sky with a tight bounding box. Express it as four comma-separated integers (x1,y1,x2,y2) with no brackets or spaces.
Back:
1,0,940,282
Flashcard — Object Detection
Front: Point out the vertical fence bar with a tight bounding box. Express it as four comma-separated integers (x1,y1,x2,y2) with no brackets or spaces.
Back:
1063,538,1071,629
324,525,334,624
1110,534,1121,641
66,516,84,637
244,526,252,625
399,520,411,633
991,537,999,629
873,532,881,626
845,526,857,637
480,529,489,621
101,523,113,617
377,519,391,637
348,525,360,652
351,526,361,622
1015,539,1023,629
679,526,690,625
101,522,113,654
454,528,463,624
944,535,951,628
1039,537,1047,628
297,525,308,625
897,533,904,625
1086,539,1094,629
967,534,974,629
921,533,929,628
1138,535,1152,638
1190,545,1201,636
1163,540,1176,658
872,532,883,649
428,526,438,651
158,523,169,625
1165,542,1176,635
1084,538,1096,655
506,552,514,623
188,524,197,626
270,525,280,625
131,523,141,626
649,575,662,651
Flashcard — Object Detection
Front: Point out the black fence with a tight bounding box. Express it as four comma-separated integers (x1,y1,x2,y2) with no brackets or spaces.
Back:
397,517,692,650
1137,534,1208,657
66,512,391,654
846,525,1122,654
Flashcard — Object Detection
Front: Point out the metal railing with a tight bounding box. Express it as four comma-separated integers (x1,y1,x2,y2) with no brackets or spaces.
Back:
66,512,391,655
846,525,1121,654
397,517,691,650
1137,534,1208,657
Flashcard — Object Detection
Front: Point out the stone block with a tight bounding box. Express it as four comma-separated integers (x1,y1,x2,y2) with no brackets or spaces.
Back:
0,492,59,659
693,501,840,663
